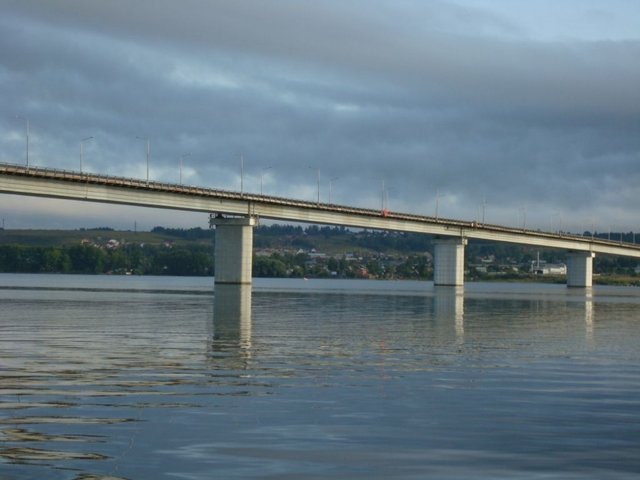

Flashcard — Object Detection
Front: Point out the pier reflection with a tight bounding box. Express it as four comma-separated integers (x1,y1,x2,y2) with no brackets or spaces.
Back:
434,286,465,340
211,284,253,365
584,291,594,344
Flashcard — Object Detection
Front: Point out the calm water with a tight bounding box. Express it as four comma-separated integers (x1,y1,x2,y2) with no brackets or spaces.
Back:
1,274,639,479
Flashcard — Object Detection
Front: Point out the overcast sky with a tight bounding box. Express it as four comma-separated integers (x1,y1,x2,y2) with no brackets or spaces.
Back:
1,0,639,233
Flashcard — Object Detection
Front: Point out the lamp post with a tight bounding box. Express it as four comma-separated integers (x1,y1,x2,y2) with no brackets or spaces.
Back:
136,136,150,183
329,177,338,204
80,136,93,173
518,206,527,229
16,115,29,168
481,196,486,224
240,154,244,195
179,153,191,185
260,166,272,195
308,166,320,205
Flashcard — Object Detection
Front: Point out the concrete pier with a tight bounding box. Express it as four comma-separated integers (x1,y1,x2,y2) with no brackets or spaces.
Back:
210,215,257,285
433,238,467,286
566,251,595,288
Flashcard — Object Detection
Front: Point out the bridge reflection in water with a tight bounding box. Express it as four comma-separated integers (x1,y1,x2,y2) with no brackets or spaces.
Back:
434,286,465,340
210,283,597,354
584,291,594,345
211,284,253,365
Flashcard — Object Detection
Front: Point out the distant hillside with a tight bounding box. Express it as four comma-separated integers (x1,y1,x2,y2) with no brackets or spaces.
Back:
0,227,212,248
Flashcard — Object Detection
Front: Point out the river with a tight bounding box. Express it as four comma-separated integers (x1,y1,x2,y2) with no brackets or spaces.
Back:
1,274,639,479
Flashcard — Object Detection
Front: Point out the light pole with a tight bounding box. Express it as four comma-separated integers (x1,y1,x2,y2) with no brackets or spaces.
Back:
551,212,562,233
16,115,29,168
179,153,191,185
308,166,320,205
481,196,486,224
385,187,393,212
519,206,527,229
260,166,272,195
80,136,93,173
329,177,338,204
435,189,440,220
240,154,244,195
136,136,150,183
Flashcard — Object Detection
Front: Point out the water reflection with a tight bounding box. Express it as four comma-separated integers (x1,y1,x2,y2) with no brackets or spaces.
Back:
3,276,640,479
584,291,594,344
434,286,465,340
211,284,252,365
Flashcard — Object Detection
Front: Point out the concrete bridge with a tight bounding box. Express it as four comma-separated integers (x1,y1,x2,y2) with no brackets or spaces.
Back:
1,162,639,287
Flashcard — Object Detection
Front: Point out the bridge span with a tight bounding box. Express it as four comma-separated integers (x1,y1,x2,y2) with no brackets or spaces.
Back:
1,163,639,287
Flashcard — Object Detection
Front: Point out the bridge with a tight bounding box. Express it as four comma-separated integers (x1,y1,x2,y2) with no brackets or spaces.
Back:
1,162,639,287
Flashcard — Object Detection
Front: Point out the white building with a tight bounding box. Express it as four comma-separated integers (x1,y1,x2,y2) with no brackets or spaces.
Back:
531,261,567,275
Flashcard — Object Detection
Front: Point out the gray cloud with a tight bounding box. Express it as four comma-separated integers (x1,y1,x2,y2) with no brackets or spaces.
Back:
1,0,639,231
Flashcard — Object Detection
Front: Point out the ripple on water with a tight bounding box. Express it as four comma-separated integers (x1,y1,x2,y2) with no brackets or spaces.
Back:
1,276,639,479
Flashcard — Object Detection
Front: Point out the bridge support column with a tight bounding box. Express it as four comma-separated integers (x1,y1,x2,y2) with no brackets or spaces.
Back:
210,215,257,285
566,251,595,288
433,238,467,286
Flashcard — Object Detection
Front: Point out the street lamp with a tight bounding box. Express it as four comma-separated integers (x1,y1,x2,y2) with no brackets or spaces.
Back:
240,154,244,195
308,166,320,205
260,166,272,195
136,136,150,183
329,177,338,204
80,136,93,173
179,153,191,185
385,187,393,212
518,206,527,229
16,115,29,168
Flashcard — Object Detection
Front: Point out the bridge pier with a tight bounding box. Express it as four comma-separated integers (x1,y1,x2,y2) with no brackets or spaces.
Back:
210,215,257,285
566,251,595,288
433,238,467,286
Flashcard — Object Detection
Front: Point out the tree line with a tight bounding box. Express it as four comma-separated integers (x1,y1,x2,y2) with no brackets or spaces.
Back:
0,244,212,276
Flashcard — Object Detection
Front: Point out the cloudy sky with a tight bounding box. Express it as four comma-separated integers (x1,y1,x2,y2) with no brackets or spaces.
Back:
1,0,639,233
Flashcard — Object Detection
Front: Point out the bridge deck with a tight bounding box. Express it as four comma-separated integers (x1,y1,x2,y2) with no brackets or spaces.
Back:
1,163,639,259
